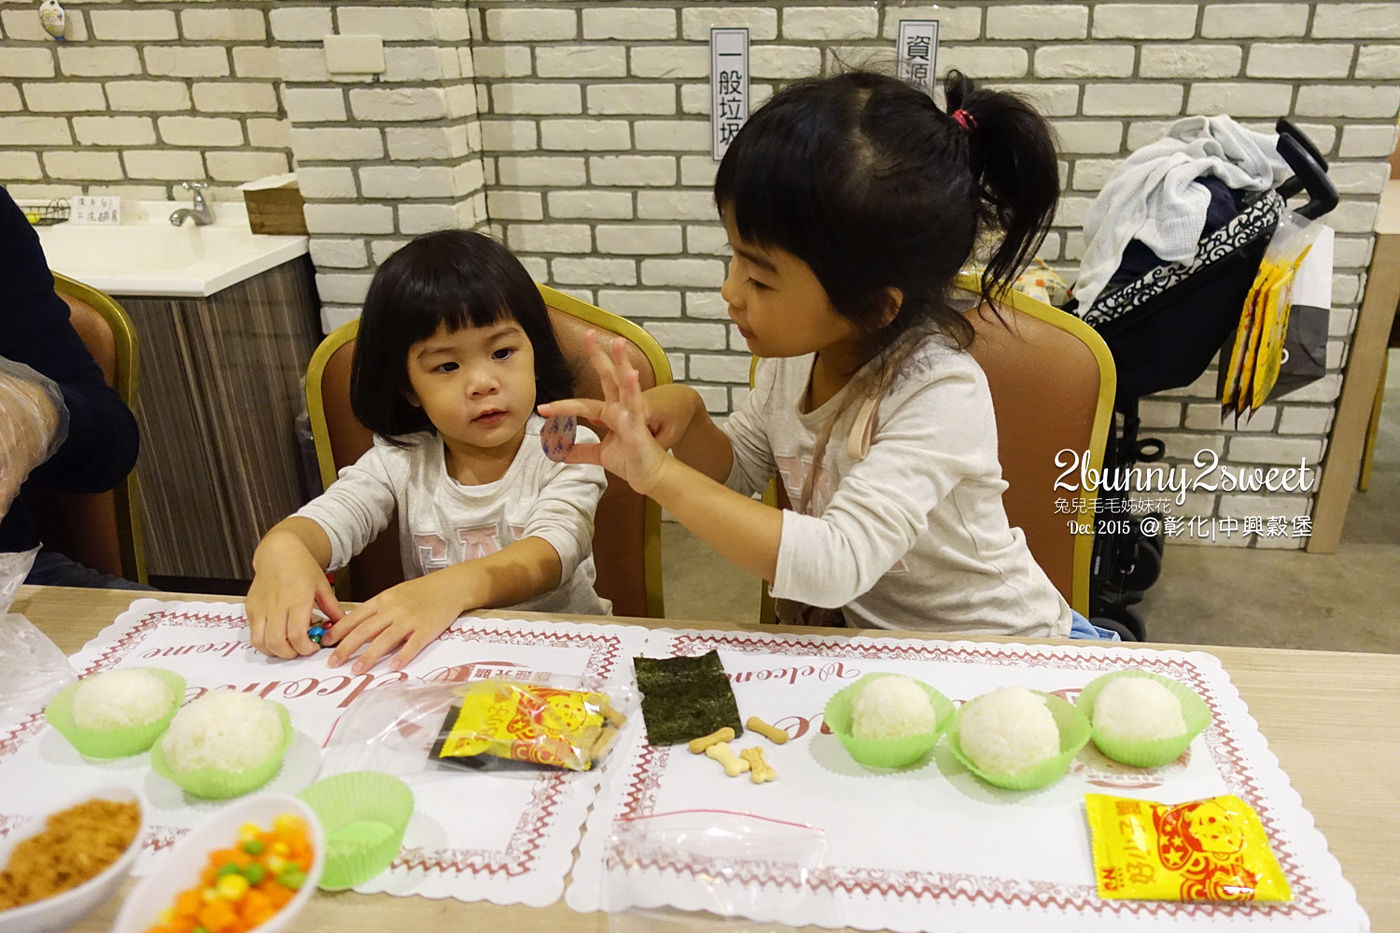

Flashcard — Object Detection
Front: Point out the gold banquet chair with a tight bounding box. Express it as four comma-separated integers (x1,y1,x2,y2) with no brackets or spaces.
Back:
29,272,149,584
305,283,671,618
957,273,1116,618
758,273,1114,624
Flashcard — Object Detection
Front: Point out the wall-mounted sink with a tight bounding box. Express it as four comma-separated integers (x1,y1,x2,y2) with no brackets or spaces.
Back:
35,200,308,298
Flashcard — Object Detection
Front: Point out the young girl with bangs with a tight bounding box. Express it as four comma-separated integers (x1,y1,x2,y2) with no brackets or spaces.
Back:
248,230,609,672
543,69,1087,638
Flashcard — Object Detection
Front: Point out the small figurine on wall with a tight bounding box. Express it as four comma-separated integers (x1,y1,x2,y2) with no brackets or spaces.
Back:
38,0,66,40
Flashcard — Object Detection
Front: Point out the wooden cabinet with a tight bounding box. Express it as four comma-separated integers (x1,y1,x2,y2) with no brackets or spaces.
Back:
120,257,321,581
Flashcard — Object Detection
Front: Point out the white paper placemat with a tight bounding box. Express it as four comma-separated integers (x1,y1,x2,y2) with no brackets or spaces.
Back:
568,628,1368,932
0,599,649,908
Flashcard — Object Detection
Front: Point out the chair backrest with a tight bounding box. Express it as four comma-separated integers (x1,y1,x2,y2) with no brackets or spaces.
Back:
305,283,672,618
957,273,1115,615
29,273,147,584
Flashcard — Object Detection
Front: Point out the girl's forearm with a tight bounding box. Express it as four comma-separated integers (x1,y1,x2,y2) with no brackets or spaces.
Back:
439,536,563,612
648,456,781,582
645,383,734,483
671,404,735,483
254,517,333,572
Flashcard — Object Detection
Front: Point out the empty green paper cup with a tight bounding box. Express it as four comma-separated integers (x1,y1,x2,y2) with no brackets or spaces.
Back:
824,674,953,769
150,702,293,800
946,691,1091,791
298,771,414,891
44,668,186,760
1076,670,1213,768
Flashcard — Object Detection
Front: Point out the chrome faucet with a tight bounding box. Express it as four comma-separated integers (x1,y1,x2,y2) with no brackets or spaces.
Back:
169,181,215,226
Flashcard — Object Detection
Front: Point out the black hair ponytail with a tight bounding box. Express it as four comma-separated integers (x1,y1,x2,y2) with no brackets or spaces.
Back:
944,70,1061,314
716,68,1060,358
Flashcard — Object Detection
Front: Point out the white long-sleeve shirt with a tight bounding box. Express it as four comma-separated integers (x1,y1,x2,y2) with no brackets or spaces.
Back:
723,336,1071,638
296,416,610,616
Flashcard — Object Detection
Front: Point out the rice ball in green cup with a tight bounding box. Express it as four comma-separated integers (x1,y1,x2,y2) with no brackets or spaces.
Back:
1091,675,1186,743
152,689,292,798
71,668,175,730
44,667,185,759
958,687,1060,776
852,675,937,739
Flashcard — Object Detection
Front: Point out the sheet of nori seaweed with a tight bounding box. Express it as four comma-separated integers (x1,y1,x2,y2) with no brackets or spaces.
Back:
633,650,743,746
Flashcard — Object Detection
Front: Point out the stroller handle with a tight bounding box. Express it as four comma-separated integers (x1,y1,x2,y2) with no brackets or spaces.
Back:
1276,117,1328,172
1273,120,1338,220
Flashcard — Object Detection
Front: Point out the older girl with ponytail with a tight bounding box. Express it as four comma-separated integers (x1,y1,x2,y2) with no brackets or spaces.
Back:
544,69,1079,637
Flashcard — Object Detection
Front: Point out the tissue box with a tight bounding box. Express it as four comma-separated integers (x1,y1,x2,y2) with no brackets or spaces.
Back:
242,174,308,236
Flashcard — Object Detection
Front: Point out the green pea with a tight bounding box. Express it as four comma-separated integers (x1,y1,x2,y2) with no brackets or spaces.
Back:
278,866,307,890
216,862,241,878
243,863,267,885
241,838,265,856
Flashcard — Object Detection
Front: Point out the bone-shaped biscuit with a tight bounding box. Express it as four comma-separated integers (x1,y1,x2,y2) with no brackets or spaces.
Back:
688,726,736,755
704,741,750,777
739,746,776,784
745,716,789,745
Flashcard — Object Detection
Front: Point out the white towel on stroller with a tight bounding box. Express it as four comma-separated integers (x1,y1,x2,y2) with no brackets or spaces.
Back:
1073,115,1289,314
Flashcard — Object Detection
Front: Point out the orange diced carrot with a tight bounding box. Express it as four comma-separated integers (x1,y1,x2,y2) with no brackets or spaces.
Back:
260,881,293,909
174,889,204,917
196,898,238,933
239,889,272,922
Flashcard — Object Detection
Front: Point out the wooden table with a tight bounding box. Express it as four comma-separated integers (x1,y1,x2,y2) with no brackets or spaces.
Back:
13,585,1400,933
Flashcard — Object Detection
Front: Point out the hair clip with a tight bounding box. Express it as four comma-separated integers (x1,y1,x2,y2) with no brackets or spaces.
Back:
950,108,977,132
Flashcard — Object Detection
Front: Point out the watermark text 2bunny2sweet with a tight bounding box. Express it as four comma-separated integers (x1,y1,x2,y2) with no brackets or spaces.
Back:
1053,449,1317,506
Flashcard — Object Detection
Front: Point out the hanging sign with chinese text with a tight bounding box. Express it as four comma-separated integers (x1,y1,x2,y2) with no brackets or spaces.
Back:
711,28,749,161
896,20,939,92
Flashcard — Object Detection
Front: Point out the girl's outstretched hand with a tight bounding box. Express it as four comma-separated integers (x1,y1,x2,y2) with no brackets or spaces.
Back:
538,331,672,495
246,529,343,661
321,571,462,673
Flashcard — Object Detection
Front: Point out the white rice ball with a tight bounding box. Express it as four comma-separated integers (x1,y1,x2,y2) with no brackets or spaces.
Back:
851,676,936,739
1092,676,1187,742
160,689,283,773
71,669,174,730
959,687,1061,775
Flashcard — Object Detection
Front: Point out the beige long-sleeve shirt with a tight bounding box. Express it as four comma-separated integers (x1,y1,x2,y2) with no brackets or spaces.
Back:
297,416,610,617
723,336,1071,638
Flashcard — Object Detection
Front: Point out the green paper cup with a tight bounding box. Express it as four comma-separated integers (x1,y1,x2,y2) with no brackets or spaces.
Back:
1076,670,1212,768
297,771,414,891
946,691,1090,791
824,674,953,769
150,702,293,800
44,668,186,760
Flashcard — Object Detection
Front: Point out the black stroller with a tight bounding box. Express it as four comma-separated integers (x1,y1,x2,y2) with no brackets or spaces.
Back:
1072,119,1339,641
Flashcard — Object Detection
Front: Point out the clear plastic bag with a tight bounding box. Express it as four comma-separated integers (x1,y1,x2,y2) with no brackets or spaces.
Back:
602,810,838,932
0,546,78,723
0,356,67,515
320,675,636,778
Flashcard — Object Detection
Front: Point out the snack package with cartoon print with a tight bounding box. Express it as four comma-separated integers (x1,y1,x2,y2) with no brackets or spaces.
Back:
431,679,627,771
1085,793,1292,902
318,676,634,778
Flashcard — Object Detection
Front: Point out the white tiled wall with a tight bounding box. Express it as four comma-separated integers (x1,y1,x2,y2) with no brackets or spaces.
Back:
2,0,1397,548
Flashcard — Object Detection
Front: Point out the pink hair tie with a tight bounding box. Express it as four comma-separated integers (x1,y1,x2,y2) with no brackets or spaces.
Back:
950,108,977,132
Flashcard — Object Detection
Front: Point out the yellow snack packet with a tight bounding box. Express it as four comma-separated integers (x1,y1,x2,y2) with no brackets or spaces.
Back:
431,680,621,771
1085,793,1292,902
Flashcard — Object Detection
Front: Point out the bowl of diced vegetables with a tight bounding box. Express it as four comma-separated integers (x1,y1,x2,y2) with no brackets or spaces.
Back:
111,794,324,933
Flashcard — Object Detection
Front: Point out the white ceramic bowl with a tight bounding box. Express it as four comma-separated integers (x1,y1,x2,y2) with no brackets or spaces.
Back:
111,794,324,933
0,785,146,933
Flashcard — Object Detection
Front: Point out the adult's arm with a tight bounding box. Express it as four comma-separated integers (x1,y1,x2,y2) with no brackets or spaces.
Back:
0,186,139,494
